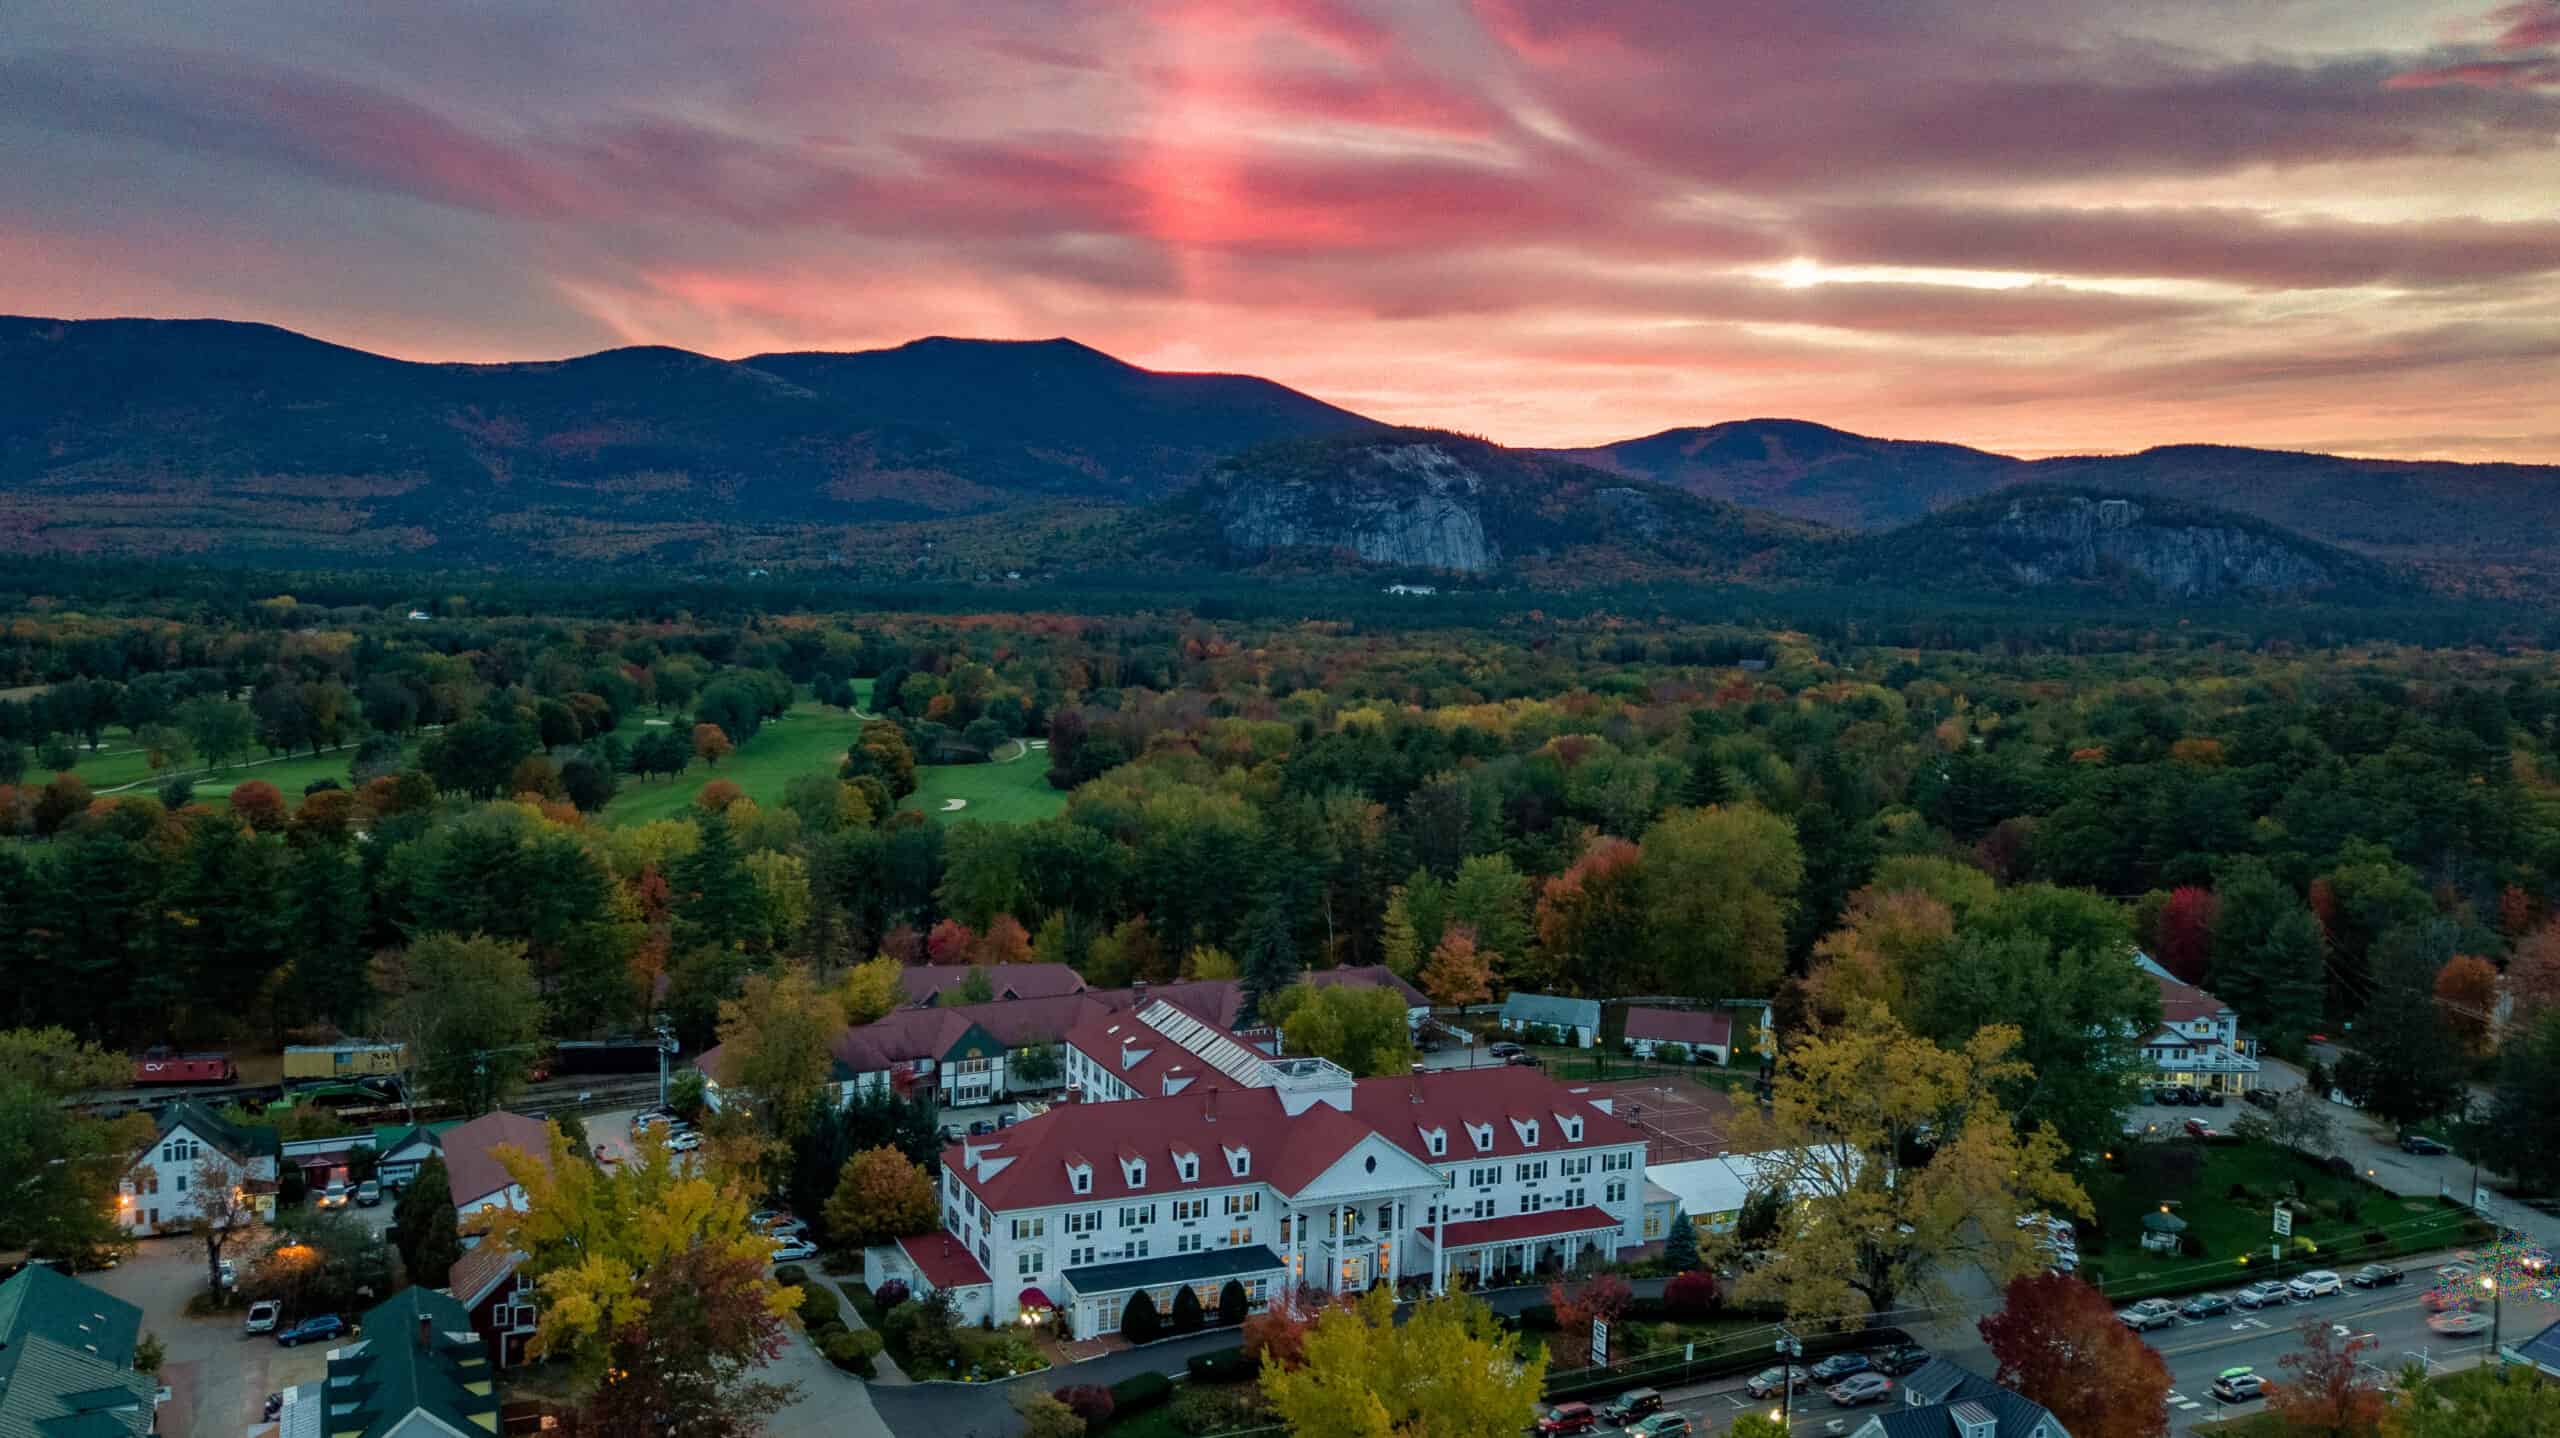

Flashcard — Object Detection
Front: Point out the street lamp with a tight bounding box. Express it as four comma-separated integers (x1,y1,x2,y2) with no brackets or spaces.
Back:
2480,1276,2503,1361
1775,1328,1803,1431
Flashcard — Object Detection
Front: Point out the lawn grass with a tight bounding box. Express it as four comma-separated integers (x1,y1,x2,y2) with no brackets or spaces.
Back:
38,727,405,800
602,700,863,827
2084,1138,2482,1299
912,751,1067,826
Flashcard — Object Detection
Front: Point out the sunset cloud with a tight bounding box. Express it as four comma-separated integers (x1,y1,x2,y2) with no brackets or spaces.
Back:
1,0,2554,460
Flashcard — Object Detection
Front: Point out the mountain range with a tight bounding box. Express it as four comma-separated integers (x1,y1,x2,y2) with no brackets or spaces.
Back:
1,315,2551,595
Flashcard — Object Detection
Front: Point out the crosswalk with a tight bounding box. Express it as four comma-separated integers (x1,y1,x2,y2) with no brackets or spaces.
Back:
2166,1390,2205,1412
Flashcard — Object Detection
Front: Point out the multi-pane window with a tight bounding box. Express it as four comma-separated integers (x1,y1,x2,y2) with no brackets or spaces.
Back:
1562,1186,1586,1207
1601,1151,1635,1172
1018,1250,1044,1276
1606,1179,1628,1204
1118,1204,1157,1228
1224,1192,1260,1216
1560,1156,1593,1178
1517,1193,1539,1214
1467,1166,1501,1188
1177,1233,1204,1253
1514,1161,1548,1183
1227,1227,1253,1247
1471,1198,1496,1219
1066,1210,1101,1235
1173,1198,1209,1221
1011,1217,1046,1240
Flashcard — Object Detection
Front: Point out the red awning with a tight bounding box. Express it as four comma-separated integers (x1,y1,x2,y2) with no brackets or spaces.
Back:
1018,1286,1053,1310
1428,1205,1622,1250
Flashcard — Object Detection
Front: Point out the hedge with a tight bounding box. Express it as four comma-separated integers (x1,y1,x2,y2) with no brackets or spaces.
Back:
796,1281,846,1333
822,1327,882,1377
1186,1346,1256,1383
1542,1323,1909,1404
1110,1372,1174,1416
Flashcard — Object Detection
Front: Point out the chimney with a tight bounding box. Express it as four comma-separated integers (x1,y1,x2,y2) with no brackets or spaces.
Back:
416,1312,432,1350
1409,1067,1425,1102
1204,1089,1218,1123
1132,979,1149,1008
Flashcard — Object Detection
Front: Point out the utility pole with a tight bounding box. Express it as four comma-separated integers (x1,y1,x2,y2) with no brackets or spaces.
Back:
654,1012,678,1111
2482,1274,2504,1364
1775,1326,1803,1432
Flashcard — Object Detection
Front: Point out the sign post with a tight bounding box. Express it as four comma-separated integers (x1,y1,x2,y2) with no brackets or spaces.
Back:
1591,1319,1608,1369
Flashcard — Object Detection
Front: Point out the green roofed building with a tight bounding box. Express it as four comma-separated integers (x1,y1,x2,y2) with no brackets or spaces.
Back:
0,1263,157,1438
319,1287,498,1437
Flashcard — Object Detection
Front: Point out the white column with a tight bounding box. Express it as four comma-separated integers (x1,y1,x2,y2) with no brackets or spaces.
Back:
1386,1198,1402,1286
1431,1209,1447,1296
1565,1237,1578,1274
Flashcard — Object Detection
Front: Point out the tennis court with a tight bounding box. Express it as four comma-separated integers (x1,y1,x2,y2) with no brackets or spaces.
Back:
1577,1074,1741,1163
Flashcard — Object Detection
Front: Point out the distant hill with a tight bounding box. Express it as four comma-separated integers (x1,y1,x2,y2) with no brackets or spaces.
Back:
1149,429,1837,584
0,317,1376,561
1847,486,2400,600
1554,419,2560,596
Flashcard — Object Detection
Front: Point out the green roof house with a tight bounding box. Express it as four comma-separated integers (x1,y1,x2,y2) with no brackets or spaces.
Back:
0,1263,156,1438
320,1288,499,1437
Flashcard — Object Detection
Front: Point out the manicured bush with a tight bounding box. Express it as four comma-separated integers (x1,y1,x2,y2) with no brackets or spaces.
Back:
1123,1289,1162,1344
822,1327,882,1376
1170,1386,1263,1435
1170,1284,1205,1335
1054,1384,1115,1425
1662,1269,1721,1317
1217,1278,1248,1327
1187,1346,1254,1382
1109,1371,1173,1416
796,1281,845,1332
774,1264,808,1288
876,1279,911,1310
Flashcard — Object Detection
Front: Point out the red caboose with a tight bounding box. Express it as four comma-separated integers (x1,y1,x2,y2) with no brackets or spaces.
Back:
131,1047,237,1084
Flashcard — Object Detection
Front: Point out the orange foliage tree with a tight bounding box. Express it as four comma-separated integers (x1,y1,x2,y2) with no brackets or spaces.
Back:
1419,924,1495,1008
2434,954,2501,1056
692,723,734,767
228,779,288,832
2266,1319,2384,1438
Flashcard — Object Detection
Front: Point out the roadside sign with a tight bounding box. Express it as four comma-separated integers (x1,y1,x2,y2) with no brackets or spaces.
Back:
1592,1319,1609,1367
2274,1208,2293,1237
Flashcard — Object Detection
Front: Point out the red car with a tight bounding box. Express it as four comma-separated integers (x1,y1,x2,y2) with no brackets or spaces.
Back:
1535,1402,1598,1435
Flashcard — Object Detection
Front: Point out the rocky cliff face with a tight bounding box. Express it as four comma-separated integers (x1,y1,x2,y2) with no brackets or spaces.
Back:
1989,495,2333,596
1209,441,1500,571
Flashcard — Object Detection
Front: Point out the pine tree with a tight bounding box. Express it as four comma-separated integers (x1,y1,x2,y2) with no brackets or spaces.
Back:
1218,1279,1249,1327
288,841,374,1030
1171,1284,1205,1334
1241,901,1300,1026
2338,921,2466,1130
674,810,760,952
1381,887,1419,978
1663,1210,1701,1271
1122,1289,1162,1343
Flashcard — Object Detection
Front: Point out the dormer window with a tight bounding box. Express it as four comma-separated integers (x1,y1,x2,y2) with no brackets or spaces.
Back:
1559,1115,1583,1143
1226,1146,1251,1177
1512,1117,1541,1147
1467,1122,1493,1152
1176,1152,1199,1182
1422,1126,1447,1157
1067,1160,1093,1194
1121,1155,1147,1188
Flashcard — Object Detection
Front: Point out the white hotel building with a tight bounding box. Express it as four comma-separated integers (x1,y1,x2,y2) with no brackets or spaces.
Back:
884,1001,1653,1336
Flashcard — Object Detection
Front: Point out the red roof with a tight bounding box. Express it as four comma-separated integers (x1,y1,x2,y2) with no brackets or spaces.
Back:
699,979,1248,1084
1062,1009,1259,1100
1430,1204,1624,1249
946,1066,1644,1214
1623,1007,1734,1049
449,1240,525,1309
899,1234,992,1291
899,963,1088,1005
2154,974,2232,1026
443,1111,551,1207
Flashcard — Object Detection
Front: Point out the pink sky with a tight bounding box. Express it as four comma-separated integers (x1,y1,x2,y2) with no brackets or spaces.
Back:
5,0,2558,459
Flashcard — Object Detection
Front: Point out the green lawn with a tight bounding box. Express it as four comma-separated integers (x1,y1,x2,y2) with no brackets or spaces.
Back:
2084,1139,2482,1299
912,749,1067,826
603,701,863,826
39,728,406,800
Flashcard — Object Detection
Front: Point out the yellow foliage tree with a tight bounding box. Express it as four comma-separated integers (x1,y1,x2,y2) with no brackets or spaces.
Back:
713,964,838,1133
833,954,907,1026
1722,1004,2088,1326
1260,1286,1544,1438
475,1125,799,1388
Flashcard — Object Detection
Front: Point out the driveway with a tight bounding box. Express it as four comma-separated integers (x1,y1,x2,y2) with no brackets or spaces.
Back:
85,1236,275,1438
2250,1060,2560,1253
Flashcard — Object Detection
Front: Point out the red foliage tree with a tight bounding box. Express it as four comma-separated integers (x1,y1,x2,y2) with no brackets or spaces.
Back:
1977,1273,2171,1438
1532,836,1646,989
2499,883,2537,939
227,779,288,833
2153,886,2218,985
2434,954,2502,1056
2265,1318,2383,1438
879,923,927,966
695,778,744,813
926,918,978,966
1548,1273,1632,1369
2307,877,2340,945
580,1245,793,1438
1241,1305,1313,1371
1661,1269,1721,1318
973,914,1034,966
2513,920,2560,1027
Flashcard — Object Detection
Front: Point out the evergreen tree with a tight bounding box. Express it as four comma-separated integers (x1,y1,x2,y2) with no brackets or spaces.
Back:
1240,900,1300,1026
288,841,375,1031
2337,920,2466,1130
674,811,761,953
395,1157,461,1285
2487,1010,2560,1198
1122,1290,1161,1343
2207,863,2328,1048
1170,1284,1205,1335
1218,1279,1248,1327
1663,1209,1701,1272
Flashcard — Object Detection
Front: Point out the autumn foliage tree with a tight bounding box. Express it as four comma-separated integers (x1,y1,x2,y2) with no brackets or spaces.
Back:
2150,886,2217,985
822,1146,938,1249
692,723,734,767
2434,954,2501,1056
1977,1273,2171,1438
2267,1318,2385,1438
2507,920,2560,1026
1548,1273,1631,1368
1419,923,1494,1008
1260,1287,1544,1438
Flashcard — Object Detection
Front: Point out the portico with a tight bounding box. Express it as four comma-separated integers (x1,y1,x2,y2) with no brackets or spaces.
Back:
1276,1132,1447,1300
1419,1205,1625,1288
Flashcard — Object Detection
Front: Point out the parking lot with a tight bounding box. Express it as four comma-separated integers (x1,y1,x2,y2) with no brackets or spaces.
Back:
81,1235,337,1438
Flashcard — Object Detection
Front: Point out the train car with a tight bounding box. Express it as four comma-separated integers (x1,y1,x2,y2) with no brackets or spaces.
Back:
552,1037,670,1076
130,1047,236,1085
282,1041,405,1080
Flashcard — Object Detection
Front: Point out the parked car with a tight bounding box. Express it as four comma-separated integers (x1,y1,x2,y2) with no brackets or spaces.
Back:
2520,1247,2554,1276
2184,1118,2217,1139
2428,1310,2494,1336
2235,1281,2292,1309
263,1392,283,1422
967,1119,996,1137
1598,1388,1663,1423
1489,1042,1525,1060
2203,1089,2226,1107
1625,1416,1692,1438
244,1300,283,1334
2399,1134,2450,1156
2182,1293,2233,1319
1828,1374,1894,1407
1809,1353,1871,1381
1505,1052,1544,1067
1871,1343,1931,1376
217,1258,237,1290
2436,1262,2474,1282
768,1237,819,1262
666,1131,702,1153
2288,1270,2343,1300
2350,1264,2403,1288
1534,1402,1598,1434
275,1315,345,1347
355,1180,382,1207
2213,1373,2268,1403
2243,1089,2278,1111
317,1181,349,1210
2118,1299,2178,1332
1744,1366,1809,1399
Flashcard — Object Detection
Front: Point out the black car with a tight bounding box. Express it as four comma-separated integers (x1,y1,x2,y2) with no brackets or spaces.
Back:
967,1119,995,1137
1871,1343,1931,1376
1809,1353,1871,1382
2181,1293,2234,1319
2202,1089,2226,1108
1598,1388,1664,1423
2399,1135,2450,1156
2350,1264,2404,1288
2243,1089,2278,1111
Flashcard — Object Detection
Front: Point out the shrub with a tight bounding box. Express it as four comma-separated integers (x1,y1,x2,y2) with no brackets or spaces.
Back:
1242,1308,1310,1370
875,1279,910,1310
822,1327,882,1376
1170,1386,1263,1435
1515,1303,1559,1331
1662,1269,1721,1318
796,1281,845,1332
1217,1278,1249,1327
1015,1394,1085,1438
1054,1384,1115,1425
1170,1284,1205,1335
1187,1346,1254,1382
1109,1371,1173,1416
2361,1228,2389,1249
883,1291,961,1373
1122,1289,1162,1344
774,1264,808,1288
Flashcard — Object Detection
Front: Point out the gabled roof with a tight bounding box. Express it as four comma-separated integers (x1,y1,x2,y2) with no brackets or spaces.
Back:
156,1100,279,1160
699,979,1248,1083
0,1265,152,1438
1305,965,1429,1009
2508,1316,2560,1376
2153,973,2234,1027
1500,992,1601,1029
440,1111,550,1207
1878,1361,2070,1438
1623,1007,1735,1049
330,1288,499,1438
897,1234,992,1291
900,963,1088,1005
446,1242,524,1311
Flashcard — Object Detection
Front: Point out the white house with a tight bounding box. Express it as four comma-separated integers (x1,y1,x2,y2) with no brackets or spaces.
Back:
280,1122,449,1197
2133,954,2260,1095
1621,1008,1735,1065
442,1111,551,1227
1499,993,1600,1048
933,1065,1650,1336
1646,1146,1858,1237
116,1102,278,1238
1855,1360,2070,1438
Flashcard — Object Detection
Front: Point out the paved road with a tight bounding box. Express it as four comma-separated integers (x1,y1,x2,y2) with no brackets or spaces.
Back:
84,1234,330,1438
2249,1059,2560,1253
